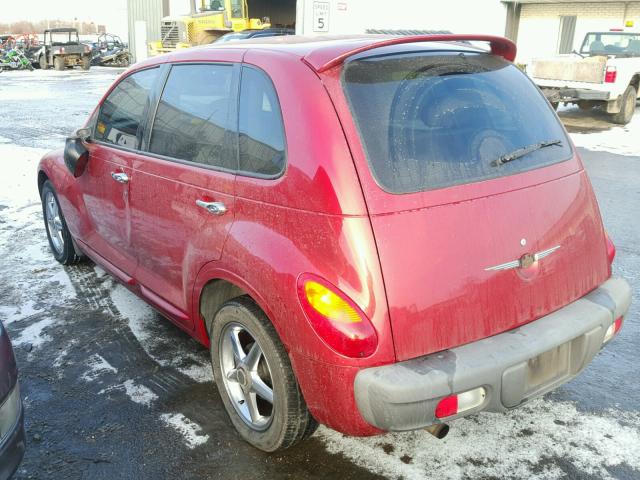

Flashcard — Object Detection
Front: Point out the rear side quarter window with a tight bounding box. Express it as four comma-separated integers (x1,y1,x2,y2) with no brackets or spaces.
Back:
149,63,237,170
238,66,286,177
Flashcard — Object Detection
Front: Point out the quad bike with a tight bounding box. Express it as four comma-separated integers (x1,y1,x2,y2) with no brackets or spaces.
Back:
91,34,132,67
0,48,34,72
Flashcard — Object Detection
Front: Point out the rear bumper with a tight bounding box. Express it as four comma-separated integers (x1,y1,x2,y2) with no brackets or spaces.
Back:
540,87,611,102
354,277,631,431
0,385,25,480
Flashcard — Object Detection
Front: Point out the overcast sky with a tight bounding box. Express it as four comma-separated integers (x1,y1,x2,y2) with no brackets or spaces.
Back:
4,0,129,37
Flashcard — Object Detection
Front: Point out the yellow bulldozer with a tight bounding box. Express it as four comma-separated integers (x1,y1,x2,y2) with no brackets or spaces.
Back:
149,0,270,56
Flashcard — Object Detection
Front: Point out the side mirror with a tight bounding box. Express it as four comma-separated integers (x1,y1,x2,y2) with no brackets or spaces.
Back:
76,127,92,142
64,132,90,177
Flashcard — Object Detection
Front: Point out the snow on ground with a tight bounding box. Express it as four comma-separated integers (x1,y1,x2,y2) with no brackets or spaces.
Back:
108,283,213,383
99,379,159,407
160,413,210,449
81,354,118,382
570,118,640,156
561,104,640,156
10,317,56,348
319,398,640,480
122,380,158,407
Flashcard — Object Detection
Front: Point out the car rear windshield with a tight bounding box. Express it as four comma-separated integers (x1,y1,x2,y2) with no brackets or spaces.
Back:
342,51,572,193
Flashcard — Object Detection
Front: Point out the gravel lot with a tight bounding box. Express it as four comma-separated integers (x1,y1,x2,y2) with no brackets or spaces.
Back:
0,67,638,480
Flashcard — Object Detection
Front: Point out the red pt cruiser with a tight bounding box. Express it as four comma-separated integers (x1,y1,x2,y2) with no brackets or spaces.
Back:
37,35,632,451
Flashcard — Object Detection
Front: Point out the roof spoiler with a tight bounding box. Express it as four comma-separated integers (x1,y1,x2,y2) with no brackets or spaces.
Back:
306,34,517,73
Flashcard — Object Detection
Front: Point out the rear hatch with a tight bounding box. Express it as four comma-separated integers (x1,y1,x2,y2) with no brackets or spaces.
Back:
336,48,610,361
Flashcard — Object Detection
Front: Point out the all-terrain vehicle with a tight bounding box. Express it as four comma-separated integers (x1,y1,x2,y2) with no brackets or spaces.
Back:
37,28,91,71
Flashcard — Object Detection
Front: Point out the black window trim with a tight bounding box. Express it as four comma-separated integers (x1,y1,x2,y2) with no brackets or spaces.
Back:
236,63,288,180
91,65,163,156
142,61,241,175
90,61,288,180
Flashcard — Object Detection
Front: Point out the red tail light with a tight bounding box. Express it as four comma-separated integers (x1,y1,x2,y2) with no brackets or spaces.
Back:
297,274,377,358
435,387,487,418
604,66,617,83
435,395,458,418
60,47,65,54
603,316,624,343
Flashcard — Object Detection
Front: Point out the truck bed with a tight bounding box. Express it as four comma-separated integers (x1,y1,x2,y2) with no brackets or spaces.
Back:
531,55,607,84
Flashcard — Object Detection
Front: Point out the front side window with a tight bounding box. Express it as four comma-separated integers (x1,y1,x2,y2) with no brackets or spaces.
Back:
94,68,159,150
343,52,572,193
149,64,236,170
238,67,286,176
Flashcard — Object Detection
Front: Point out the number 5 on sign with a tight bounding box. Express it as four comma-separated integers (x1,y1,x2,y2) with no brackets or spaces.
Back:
313,1,330,32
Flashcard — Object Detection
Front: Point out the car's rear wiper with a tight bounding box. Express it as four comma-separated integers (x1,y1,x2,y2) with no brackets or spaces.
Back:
491,140,563,167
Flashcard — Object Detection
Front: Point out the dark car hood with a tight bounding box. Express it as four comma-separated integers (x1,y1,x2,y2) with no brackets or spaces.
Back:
0,322,18,402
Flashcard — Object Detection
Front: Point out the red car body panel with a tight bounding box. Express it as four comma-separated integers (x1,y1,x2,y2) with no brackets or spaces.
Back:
37,36,617,436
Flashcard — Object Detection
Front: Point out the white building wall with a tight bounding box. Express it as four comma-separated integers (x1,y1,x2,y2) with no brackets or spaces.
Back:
517,2,640,64
296,0,507,36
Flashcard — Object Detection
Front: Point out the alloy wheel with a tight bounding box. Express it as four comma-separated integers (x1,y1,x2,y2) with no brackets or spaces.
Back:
219,322,275,431
45,191,64,255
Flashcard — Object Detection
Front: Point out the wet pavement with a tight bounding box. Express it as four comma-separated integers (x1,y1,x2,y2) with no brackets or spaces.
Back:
0,68,638,480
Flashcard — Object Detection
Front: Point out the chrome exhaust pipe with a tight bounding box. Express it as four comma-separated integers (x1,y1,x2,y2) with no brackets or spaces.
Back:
424,423,449,439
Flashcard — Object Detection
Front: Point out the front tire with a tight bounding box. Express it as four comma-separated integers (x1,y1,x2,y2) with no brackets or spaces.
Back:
53,56,65,71
611,85,637,125
41,181,83,265
210,297,317,452
39,55,47,70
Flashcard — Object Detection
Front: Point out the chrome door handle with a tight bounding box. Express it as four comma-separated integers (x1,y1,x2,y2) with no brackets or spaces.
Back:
111,172,129,184
196,200,227,216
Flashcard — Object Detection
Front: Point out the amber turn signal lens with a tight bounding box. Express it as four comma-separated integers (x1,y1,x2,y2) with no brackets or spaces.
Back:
298,274,378,358
304,281,362,324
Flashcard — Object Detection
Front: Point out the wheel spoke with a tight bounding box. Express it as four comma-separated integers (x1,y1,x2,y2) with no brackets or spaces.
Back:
227,328,245,363
243,342,262,371
46,198,55,219
246,392,262,423
251,374,273,404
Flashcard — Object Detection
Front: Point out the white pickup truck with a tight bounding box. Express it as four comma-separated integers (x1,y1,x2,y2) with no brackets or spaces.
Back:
530,31,640,124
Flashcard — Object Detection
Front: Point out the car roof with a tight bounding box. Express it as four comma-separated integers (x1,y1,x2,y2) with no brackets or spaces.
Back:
136,34,515,73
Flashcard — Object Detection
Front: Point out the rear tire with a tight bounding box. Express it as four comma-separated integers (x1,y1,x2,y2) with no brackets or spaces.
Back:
41,181,83,265
611,85,637,125
39,55,47,70
81,56,91,71
578,101,592,111
210,296,317,452
53,56,65,71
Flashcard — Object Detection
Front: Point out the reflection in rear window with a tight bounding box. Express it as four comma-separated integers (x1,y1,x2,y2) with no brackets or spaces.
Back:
342,52,572,193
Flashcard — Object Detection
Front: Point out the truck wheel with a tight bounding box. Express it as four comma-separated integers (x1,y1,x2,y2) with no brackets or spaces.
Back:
210,296,317,452
578,101,593,111
39,55,47,70
611,85,637,125
53,56,65,71
81,56,91,70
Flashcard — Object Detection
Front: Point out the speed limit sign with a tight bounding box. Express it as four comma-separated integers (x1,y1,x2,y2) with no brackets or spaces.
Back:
313,1,330,32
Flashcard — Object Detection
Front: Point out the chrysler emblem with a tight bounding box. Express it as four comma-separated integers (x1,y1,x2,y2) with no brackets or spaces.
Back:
485,246,561,272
